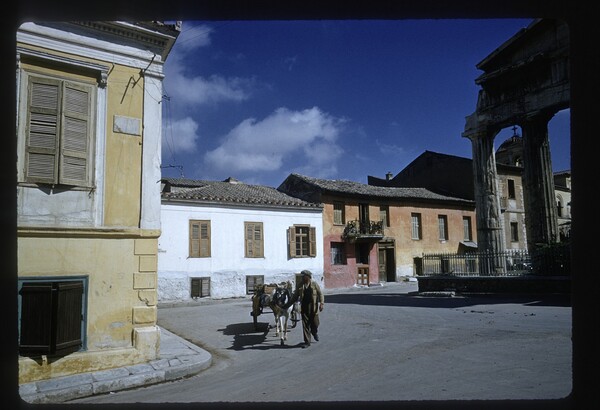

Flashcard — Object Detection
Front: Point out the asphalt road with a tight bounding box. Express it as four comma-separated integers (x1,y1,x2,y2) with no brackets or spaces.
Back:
71,282,572,406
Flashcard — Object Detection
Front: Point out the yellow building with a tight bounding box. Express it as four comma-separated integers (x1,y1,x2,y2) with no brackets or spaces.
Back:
16,21,180,384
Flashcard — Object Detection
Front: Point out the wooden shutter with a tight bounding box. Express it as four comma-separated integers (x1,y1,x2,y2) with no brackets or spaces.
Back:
200,222,210,257
19,282,54,355
254,224,263,257
333,202,344,225
191,278,200,297
246,275,264,294
309,227,317,257
191,278,210,298
245,223,254,257
190,222,200,257
19,281,83,356
60,82,91,186
26,78,60,184
190,221,210,257
201,278,210,297
54,281,83,355
245,222,263,258
288,227,296,258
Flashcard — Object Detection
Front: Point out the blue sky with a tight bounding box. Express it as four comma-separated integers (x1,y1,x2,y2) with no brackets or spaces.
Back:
160,19,571,187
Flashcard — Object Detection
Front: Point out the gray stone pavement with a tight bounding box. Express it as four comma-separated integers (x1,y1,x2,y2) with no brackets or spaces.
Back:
18,278,576,405
17,282,403,404
18,326,212,404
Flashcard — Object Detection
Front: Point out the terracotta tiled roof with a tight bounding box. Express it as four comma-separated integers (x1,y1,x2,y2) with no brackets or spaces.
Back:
161,177,322,209
283,173,475,204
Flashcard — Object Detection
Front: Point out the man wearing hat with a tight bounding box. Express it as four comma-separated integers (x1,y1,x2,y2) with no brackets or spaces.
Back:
287,270,324,348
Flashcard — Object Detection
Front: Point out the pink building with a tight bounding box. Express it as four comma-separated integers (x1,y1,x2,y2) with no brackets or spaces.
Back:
278,173,477,289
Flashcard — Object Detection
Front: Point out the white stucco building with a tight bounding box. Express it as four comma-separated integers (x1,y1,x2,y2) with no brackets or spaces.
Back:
158,177,324,302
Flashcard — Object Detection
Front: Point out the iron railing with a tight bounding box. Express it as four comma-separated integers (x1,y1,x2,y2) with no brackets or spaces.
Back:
342,220,384,240
421,243,570,277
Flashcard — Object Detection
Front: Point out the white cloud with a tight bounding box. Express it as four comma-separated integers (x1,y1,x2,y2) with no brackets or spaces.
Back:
162,117,199,153
176,24,213,52
376,139,407,157
204,107,345,173
303,141,344,166
167,74,254,105
164,23,254,107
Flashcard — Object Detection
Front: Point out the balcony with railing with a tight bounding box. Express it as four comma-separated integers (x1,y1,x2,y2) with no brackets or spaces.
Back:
342,220,384,242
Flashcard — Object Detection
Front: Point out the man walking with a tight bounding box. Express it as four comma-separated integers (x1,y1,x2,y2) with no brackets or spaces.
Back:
287,270,324,348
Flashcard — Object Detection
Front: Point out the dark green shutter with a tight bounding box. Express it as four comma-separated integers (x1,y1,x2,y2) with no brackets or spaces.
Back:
19,281,83,356
54,282,84,355
19,282,54,354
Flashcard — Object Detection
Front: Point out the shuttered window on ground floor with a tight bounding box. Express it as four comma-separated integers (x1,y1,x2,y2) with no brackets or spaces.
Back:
191,277,210,298
246,275,264,295
18,278,86,357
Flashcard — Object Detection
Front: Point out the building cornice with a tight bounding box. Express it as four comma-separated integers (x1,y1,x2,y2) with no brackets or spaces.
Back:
17,22,174,76
18,226,161,239
17,46,109,87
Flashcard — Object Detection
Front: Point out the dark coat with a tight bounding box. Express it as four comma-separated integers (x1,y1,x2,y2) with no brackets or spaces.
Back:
289,280,324,315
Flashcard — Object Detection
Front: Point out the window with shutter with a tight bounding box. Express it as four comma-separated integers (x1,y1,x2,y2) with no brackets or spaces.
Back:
333,201,345,225
245,222,264,258
191,277,210,298
18,280,84,357
189,220,211,257
246,275,264,294
25,75,93,187
288,225,317,258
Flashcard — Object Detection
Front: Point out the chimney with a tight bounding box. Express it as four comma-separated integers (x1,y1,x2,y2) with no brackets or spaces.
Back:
386,172,393,181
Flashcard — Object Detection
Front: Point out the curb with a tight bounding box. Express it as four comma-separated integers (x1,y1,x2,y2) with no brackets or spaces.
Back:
18,327,212,404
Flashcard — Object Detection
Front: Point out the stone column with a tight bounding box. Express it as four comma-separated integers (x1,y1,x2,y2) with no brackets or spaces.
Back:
519,112,560,252
467,128,506,274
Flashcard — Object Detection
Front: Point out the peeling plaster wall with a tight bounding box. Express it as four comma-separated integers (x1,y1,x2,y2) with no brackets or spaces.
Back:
16,22,168,385
17,235,159,383
103,65,143,227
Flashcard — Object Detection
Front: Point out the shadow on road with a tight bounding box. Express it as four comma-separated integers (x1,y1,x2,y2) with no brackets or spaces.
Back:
325,292,571,309
218,322,302,350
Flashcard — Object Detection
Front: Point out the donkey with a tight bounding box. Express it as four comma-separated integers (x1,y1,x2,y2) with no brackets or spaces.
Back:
270,285,293,345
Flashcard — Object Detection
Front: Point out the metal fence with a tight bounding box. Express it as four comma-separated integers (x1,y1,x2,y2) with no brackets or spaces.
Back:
421,243,570,277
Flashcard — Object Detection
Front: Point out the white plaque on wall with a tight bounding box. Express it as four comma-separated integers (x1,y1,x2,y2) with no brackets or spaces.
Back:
113,115,141,136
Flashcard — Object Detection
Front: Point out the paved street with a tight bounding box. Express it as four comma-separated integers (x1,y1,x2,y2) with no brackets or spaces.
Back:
71,282,572,405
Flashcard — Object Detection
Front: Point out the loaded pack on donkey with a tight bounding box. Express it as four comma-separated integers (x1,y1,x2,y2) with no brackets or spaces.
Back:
251,281,299,345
